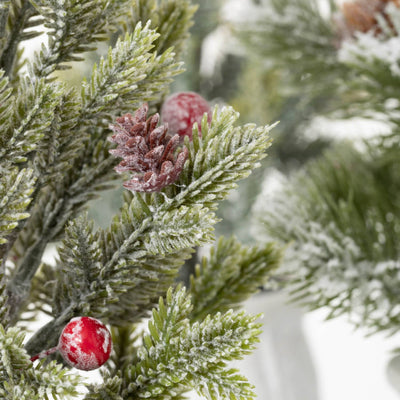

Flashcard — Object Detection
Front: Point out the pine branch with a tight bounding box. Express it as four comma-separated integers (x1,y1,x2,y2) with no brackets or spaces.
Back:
0,324,81,399
0,0,10,38
6,23,183,323
337,7,400,119
124,287,261,400
0,1,9,48
80,23,183,125
23,102,276,352
7,149,118,324
0,70,14,152
0,166,35,247
0,0,43,78
0,76,64,166
84,374,124,400
37,21,183,182
0,273,8,327
32,88,82,183
167,106,274,211
255,142,400,334
130,0,198,57
190,236,283,321
51,199,215,321
30,0,130,78
236,0,348,99
24,196,215,354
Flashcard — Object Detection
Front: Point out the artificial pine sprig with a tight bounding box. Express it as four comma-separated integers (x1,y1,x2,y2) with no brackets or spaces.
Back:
24,102,275,353
0,70,13,147
0,77,64,165
30,0,130,79
237,0,346,98
255,142,400,334
6,21,184,324
190,236,283,321
0,0,43,78
0,167,35,246
130,0,198,57
0,324,81,399
248,0,400,337
168,106,275,211
118,287,261,400
0,2,281,399
80,23,183,124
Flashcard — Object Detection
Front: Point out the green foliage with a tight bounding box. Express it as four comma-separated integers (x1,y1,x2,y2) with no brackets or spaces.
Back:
8,22,185,315
0,1,279,398
84,374,124,400
27,106,273,329
51,204,213,324
237,0,346,99
0,77,64,165
255,140,400,334
0,324,81,399
0,70,13,140
0,166,34,245
80,22,183,123
190,236,282,320
44,196,213,322
335,4,400,119
84,287,262,400
0,0,43,78
130,0,198,57
171,107,274,210
248,0,400,336
30,0,130,78
32,89,81,183
123,287,261,400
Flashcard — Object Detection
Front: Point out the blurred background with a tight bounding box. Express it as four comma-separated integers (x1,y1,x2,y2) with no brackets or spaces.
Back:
23,0,400,398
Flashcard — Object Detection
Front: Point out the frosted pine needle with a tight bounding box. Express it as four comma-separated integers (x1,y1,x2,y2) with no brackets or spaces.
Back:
108,104,189,192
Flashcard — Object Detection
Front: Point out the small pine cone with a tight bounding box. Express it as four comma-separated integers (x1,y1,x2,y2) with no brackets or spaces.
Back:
337,0,400,40
109,104,188,192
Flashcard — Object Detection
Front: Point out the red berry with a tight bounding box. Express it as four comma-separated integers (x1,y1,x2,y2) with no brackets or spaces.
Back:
58,317,112,371
161,92,211,140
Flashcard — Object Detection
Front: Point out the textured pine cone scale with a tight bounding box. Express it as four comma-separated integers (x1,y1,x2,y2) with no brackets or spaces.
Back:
109,104,189,193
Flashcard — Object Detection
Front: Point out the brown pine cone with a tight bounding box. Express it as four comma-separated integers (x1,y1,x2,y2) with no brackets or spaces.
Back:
338,0,400,39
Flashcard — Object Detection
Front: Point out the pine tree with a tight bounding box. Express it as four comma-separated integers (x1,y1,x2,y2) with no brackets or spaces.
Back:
0,0,283,398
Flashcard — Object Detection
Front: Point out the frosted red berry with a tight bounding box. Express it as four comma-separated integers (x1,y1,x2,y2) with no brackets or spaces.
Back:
161,92,211,140
57,317,112,371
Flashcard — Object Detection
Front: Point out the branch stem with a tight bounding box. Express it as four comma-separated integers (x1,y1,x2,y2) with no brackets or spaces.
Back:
25,306,75,357
30,346,58,362
0,1,9,40
0,0,33,78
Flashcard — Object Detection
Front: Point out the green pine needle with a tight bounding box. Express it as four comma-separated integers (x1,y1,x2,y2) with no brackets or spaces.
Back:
190,236,283,321
125,287,261,400
0,324,81,399
0,166,35,245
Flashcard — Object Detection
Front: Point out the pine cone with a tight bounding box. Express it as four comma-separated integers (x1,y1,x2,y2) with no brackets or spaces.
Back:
109,104,189,192
338,0,400,39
